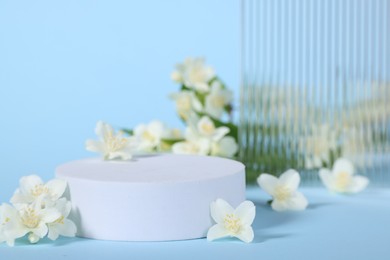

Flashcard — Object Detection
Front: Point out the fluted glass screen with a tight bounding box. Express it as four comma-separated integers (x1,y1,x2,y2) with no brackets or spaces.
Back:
240,0,390,185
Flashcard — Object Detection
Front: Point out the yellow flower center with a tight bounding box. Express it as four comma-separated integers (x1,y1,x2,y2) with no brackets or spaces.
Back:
184,142,201,154
274,186,291,201
142,131,156,143
188,68,206,83
211,95,225,108
21,207,40,229
54,216,65,225
177,96,191,111
224,213,241,234
105,131,128,152
31,184,48,197
200,123,215,135
335,171,352,191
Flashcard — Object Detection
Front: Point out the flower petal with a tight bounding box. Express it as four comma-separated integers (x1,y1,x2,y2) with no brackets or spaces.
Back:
4,221,28,241
211,136,238,158
234,201,256,226
10,190,32,205
210,199,234,223
279,169,301,191
33,223,48,238
333,158,354,175
46,179,67,200
41,208,62,224
147,121,165,137
257,174,278,196
206,224,229,241
133,124,147,136
85,139,105,153
212,127,230,142
235,225,254,243
319,168,333,190
95,121,114,140
347,176,369,193
19,175,43,196
285,192,308,211
56,219,77,237
6,238,15,247
48,227,59,241
271,199,289,212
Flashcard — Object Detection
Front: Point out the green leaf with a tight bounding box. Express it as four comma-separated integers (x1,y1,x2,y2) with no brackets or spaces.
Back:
194,91,207,106
160,138,184,145
194,111,238,140
180,84,192,91
122,128,133,135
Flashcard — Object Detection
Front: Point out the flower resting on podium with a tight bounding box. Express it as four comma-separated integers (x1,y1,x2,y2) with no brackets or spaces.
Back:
86,121,138,160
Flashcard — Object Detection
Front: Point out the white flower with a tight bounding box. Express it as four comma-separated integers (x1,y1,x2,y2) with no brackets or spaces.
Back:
194,116,229,142
162,127,183,140
300,124,338,169
172,116,236,157
172,137,211,155
340,127,373,169
133,120,167,152
10,175,67,205
0,203,23,246
47,198,77,240
1,200,61,245
207,199,255,243
319,158,369,194
205,81,233,119
257,170,308,212
86,121,138,160
170,91,202,121
171,57,215,92
211,136,239,158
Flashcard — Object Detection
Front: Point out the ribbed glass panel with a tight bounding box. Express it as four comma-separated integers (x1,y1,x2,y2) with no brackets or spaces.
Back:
240,0,390,185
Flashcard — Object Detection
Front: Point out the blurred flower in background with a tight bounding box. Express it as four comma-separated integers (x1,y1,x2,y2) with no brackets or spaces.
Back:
122,57,238,159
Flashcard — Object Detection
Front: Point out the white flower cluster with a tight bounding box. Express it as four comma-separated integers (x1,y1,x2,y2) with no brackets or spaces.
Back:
86,120,183,159
170,58,238,158
170,57,234,121
172,115,238,157
132,120,183,153
0,175,77,246
86,58,239,160
300,123,339,170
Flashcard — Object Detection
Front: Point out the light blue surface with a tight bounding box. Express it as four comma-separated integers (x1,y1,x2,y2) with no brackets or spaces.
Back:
1,187,389,260
0,0,239,200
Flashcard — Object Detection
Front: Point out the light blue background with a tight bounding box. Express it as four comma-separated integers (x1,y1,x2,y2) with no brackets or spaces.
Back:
0,0,240,200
